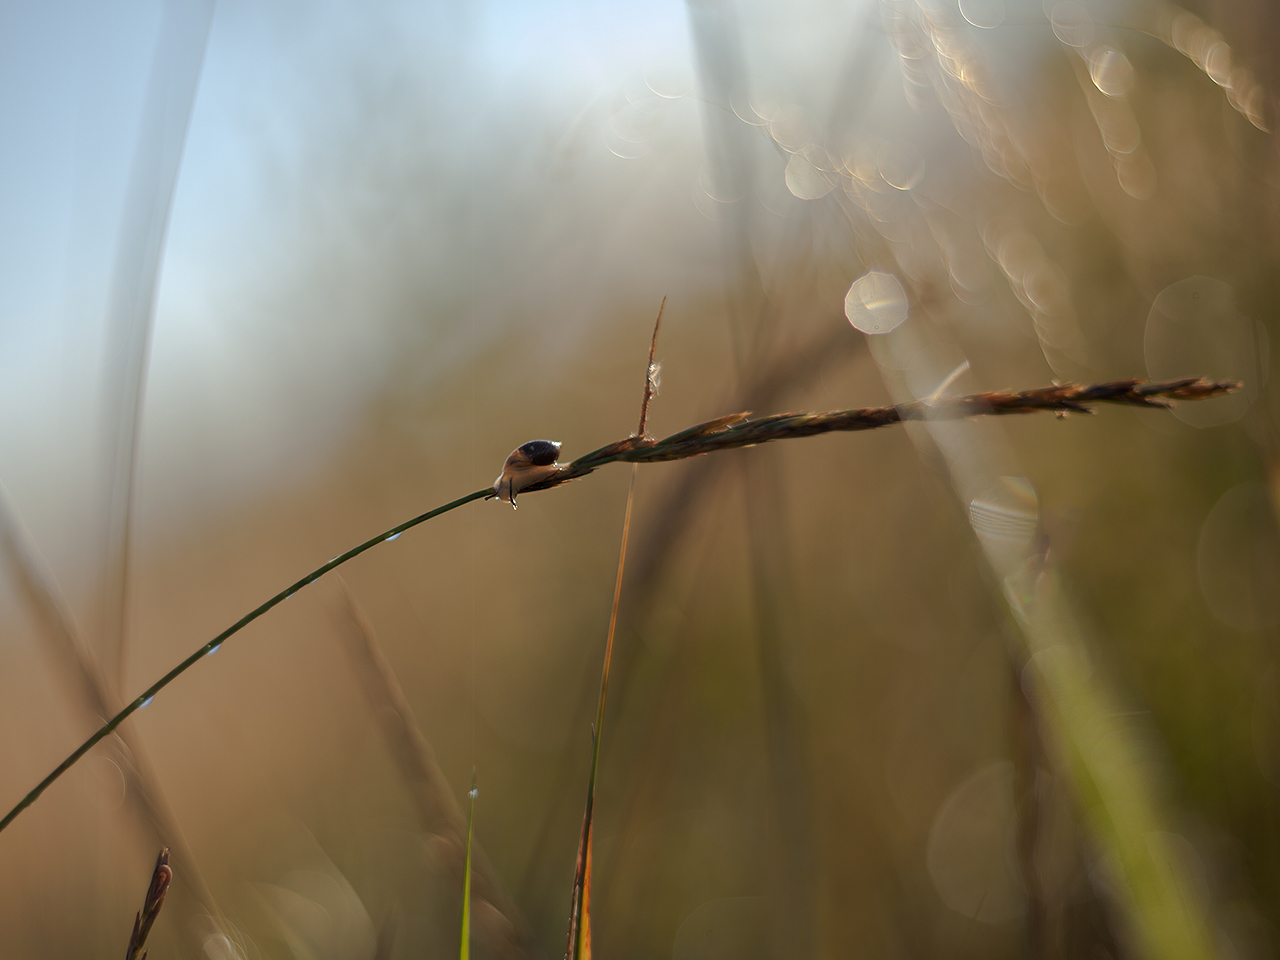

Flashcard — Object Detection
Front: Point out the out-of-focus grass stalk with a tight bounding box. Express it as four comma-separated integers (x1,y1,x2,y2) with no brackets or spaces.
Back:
335,583,526,957
1006,563,1217,960
876,323,1219,959
100,0,216,692
739,447,817,957
0,483,222,954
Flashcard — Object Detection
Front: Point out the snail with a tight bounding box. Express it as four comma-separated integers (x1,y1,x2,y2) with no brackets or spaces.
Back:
488,439,563,508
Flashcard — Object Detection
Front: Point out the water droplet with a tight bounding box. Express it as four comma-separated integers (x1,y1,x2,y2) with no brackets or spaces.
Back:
1203,41,1232,86
784,153,835,200
731,92,765,126
959,0,1004,29
285,591,296,601
1115,152,1156,200
767,104,811,153
1089,47,1134,98
207,642,223,656
1144,276,1254,426
844,272,909,335
83,755,126,812
140,695,155,709
927,762,1025,923
698,165,744,204
1197,483,1280,631
468,787,479,800
647,362,661,394
387,532,402,542
878,140,924,190
603,122,651,160
969,477,1039,574
643,63,692,99
692,181,732,221
1050,2,1094,49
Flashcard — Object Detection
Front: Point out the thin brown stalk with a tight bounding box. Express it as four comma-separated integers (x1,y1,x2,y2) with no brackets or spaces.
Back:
566,463,637,960
519,321,859,907
566,304,661,960
333,582,527,960
627,318,860,600
125,847,172,960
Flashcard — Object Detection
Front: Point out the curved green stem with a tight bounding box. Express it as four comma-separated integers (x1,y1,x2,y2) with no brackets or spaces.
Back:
0,487,491,837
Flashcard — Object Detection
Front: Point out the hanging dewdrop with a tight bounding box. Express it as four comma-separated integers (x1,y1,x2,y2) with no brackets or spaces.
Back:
489,439,563,508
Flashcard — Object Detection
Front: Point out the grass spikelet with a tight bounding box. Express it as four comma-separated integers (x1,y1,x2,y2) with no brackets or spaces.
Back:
125,847,172,960
565,798,595,960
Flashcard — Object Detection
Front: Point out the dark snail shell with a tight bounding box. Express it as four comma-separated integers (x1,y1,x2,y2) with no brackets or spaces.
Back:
516,439,561,466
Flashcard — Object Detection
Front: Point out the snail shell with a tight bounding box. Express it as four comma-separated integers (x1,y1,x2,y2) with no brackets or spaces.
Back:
490,439,563,507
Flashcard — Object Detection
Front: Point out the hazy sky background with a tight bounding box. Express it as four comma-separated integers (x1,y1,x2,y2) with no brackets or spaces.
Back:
0,0,758,595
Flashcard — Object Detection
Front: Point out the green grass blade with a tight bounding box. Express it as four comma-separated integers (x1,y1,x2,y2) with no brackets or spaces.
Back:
1007,567,1218,960
460,777,476,960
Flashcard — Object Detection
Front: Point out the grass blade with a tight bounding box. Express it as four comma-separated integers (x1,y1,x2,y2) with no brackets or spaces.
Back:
461,777,476,960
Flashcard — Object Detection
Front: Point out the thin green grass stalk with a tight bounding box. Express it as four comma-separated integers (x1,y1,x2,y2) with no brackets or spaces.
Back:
335,582,527,950
0,376,1236,836
460,775,476,960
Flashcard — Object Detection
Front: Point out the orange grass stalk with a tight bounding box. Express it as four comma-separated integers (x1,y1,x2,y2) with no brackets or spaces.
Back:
566,302,661,960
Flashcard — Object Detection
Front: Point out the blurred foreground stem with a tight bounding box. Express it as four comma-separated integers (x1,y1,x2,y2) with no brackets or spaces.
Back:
1006,560,1218,960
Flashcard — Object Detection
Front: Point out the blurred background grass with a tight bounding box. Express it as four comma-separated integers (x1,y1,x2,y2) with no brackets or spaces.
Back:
0,0,1278,957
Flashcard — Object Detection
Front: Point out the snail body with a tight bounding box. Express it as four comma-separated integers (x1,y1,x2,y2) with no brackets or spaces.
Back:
489,439,563,507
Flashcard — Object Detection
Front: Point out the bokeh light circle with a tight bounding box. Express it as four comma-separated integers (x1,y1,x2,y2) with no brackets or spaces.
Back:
844,271,908,334
1144,276,1259,426
1197,482,1280,631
